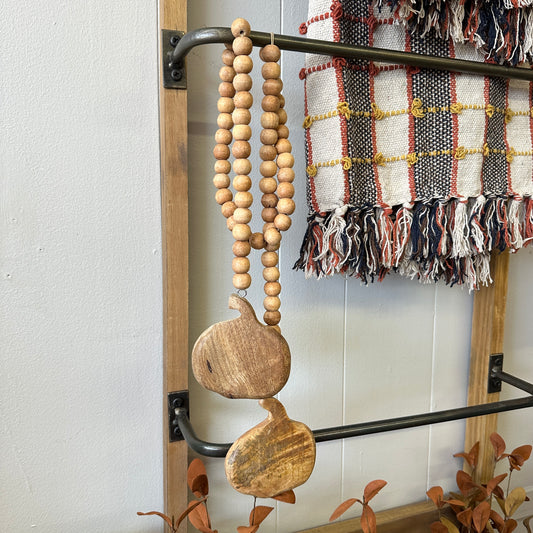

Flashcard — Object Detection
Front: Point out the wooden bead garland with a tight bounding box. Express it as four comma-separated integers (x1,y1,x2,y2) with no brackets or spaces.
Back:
212,20,295,328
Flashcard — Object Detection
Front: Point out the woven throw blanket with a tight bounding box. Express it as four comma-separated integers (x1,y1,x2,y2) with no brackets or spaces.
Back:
295,0,533,289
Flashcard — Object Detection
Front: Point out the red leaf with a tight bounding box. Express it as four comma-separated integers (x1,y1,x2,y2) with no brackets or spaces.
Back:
456,470,476,496
504,519,518,533
487,473,508,496
491,433,507,460
456,508,472,528
249,506,273,526
329,498,359,522
364,480,387,503
176,499,207,529
188,459,209,497
430,522,448,533
361,505,377,533
137,511,174,530
188,502,211,531
272,490,296,504
472,501,491,533
427,486,444,508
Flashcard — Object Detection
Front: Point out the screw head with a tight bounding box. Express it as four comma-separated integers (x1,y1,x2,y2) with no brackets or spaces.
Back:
170,35,180,47
172,397,184,409
171,69,183,81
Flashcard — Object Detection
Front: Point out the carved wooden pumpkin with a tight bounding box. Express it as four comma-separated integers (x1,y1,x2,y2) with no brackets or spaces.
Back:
225,398,316,498
191,294,291,399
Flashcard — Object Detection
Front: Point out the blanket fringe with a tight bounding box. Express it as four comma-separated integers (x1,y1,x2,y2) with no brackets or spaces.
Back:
294,196,533,290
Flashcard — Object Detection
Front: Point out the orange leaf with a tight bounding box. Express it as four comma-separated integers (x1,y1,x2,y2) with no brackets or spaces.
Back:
237,527,258,533
491,433,506,460
188,502,211,531
472,501,491,533
249,506,273,526
454,442,480,469
490,510,505,531
439,516,460,533
430,522,448,533
176,498,207,529
364,480,387,503
427,486,444,508
456,508,472,528
272,490,296,504
487,473,508,496
456,470,476,496
329,498,359,522
504,519,518,533
509,445,532,470
361,505,377,533
137,511,174,530
188,459,209,497
443,499,466,508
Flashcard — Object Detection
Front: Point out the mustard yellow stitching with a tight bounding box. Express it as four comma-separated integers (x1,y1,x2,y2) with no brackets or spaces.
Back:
373,152,386,166
341,156,352,170
371,103,385,120
450,102,463,114
486,104,495,118
411,98,425,118
337,101,353,119
506,148,516,163
454,146,467,160
406,153,419,167
306,164,317,177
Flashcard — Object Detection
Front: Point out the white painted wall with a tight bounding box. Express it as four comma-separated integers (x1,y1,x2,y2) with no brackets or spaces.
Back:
1,1,163,531
188,1,533,532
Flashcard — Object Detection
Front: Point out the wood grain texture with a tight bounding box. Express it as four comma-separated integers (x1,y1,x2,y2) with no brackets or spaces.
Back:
159,0,188,530
464,250,510,483
225,398,316,498
299,501,437,533
192,294,291,398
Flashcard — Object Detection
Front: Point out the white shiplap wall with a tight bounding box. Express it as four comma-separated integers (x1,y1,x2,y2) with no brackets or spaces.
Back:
187,1,533,532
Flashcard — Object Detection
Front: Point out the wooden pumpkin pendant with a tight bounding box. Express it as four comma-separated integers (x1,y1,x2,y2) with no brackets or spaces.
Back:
225,398,316,498
192,294,290,399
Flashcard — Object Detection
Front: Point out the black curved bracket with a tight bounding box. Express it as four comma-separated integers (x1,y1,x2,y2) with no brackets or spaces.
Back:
162,26,533,90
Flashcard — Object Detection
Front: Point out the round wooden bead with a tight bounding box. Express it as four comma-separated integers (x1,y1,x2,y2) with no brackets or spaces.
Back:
234,91,253,109
277,182,294,198
213,173,230,189
217,113,233,130
278,94,285,108
261,44,281,62
262,207,277,222
277,125,289,139
262,62,281,80
276,138,292,153
232,223,252,241
227,216,236,231
260,145,277,161
231,18,251,38
260,160,277,177
264,227,282,246
250,232,265,250
222,48,236,66
232,108,251,125
213,144,230,160
234,191,253,208
264,281,281,296
261,112,279,129
277,108,288,125
263,78,283,95
214,159,231,174
261,193,278,208
265,241,280,252
233,36,253,56
264,311,281,326
232,140,251,159
261,251,278,267
262,95,280,112
218,81,235,97
277,152,294,168
260,129,278,145
233,124,251,141
233,175,252,192
277,198,295,215
233,73,253,91
232,256,250,274
233,240,251,257
264,296,281,311
215,129,232,145
221,201,236,218
215,188,232,205
263,266,280,282
263,222,276,233
233,207,252,224
219,65,236,82
277,167,295,182
259,177,277,194
233,273,251,290
217,97,234,113
233,158,252,175
233,55,253,74
274,213,292,231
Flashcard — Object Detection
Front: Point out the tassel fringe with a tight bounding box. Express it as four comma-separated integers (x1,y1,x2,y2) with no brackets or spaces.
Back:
294,196,533,290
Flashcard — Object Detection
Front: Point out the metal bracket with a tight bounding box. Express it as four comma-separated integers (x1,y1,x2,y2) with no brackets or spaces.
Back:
488,353,504,394
168,390,189,442
162,30,186,89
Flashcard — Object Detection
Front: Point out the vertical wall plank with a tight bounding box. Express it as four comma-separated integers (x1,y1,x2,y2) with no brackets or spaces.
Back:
159,0,188,529
464,251,509,483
